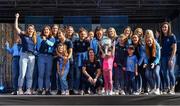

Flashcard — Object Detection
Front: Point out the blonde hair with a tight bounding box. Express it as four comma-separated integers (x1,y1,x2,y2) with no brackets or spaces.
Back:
56,43,68,58
25,24,37,44
107,27,117,39
134,28,143,37
123,26,133,38
145,29,156,58
119,33,128,42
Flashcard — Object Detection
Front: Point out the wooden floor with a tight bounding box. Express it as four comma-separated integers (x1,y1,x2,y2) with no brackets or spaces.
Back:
0,94,180,105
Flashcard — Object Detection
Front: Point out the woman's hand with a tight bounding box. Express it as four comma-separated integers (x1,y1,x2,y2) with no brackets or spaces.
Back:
93,78,97,85
151,63,155,69
113,62,117,68
135,71,138,76
143,64,147,69
5,41,9,47
122,67,126,71
15,13,19,19
61,70,64,77
168,59,173,69
88,76,94,84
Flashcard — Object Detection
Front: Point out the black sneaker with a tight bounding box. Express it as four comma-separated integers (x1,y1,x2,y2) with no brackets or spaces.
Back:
56,90,61,95
37,90,43,95
69,90,74,95
45,91,51,95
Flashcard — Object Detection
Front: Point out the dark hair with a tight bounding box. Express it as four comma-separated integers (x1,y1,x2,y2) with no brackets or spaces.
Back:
87,48,96,61
40,25,52,38
128,45,135,50
79,27,88,34
160,22,173,46
58,28,66,34
94,26,103,38
160,22,172,37
66,25,74,30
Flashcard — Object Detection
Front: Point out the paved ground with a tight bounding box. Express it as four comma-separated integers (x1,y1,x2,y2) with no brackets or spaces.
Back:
0,94,180,105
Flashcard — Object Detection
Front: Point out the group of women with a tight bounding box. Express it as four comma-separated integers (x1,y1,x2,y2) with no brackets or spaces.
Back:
5,13,177,95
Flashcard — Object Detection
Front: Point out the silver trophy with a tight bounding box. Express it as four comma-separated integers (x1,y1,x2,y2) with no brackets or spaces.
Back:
99,36,112,55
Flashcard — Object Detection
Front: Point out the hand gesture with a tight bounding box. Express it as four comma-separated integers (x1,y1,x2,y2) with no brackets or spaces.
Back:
168,59,173,69
143,64,147,69
15,13,20,18
151,63,155,69
93,78,97,85
5,41,9,47
42,36,46,40
135,71,138,76
88,77,93,84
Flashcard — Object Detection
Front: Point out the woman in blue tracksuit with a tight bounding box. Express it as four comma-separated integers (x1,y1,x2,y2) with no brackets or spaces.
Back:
144,29,161,95
131,34,146,94
5,38,21,95
73,28,90,94
160,22,177,95
36,25,55,95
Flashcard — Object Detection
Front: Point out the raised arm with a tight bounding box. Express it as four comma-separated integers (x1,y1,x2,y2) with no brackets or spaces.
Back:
14,13,22,35
98,42,105,57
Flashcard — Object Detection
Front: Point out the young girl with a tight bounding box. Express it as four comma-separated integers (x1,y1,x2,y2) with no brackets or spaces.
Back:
15,13,37,95
126,45,138,95
113,34,128,95
5,38,21,95
56,43,70,95
99,41,115,95
87,31,94,42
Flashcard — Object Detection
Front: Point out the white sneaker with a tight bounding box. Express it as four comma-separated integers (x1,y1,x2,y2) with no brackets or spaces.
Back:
105,91,109,95
73,90,79,95
109,90,113,96
97,90,102,95
119,90,125,95
80,90,84,95
148,89,155,95
24,89,32,95
17,89,24,95
65,90,69,95
61,90,66,95
114,90,119,95
101,88,105,94
32,90,38,95
42,90,46,95
154,89,160,95
169,90,175,95
133,92,139,95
